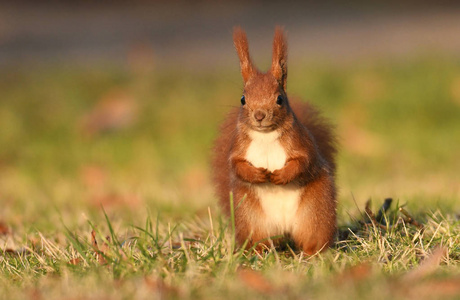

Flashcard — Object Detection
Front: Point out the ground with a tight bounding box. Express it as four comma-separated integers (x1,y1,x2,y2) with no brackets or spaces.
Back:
0,55,459,299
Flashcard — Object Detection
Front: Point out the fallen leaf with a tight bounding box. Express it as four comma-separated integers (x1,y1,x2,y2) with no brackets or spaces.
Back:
335,262,372,285
398,277,460,299
403,246,448,282
80,89,137,136
28,288,42,300
89,193,141,209
80,164,107,190
2,248,17,255
237,268,274,294
416,278,460,296
68,258,81,265
144,277,179,298
1,248,30,256
91,229,107,264
0,221,9,235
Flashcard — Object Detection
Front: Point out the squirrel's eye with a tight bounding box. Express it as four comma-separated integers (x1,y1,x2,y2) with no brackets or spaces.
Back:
241,95,246,106
276,95,283,105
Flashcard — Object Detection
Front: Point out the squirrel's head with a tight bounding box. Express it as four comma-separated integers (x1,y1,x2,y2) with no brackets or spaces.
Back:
233,27,291,132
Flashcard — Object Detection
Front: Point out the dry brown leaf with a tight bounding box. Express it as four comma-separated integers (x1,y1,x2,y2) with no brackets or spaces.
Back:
398,277,460,299
89,193,141,209
418,278,460,296
237,268,274,294
80,164,107,190
335,262,372,285
79,89,137,136
99,236,110,254
28,288,42,300
1,248,29,256
169,242,182,250
2,248,17,255
403,246,448,282
91,229,107,265
91,229,98,249
144,277,179,298
68,258,81,265
0,221,9,235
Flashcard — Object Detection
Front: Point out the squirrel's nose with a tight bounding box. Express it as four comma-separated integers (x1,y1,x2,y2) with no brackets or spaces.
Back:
254,110,266,122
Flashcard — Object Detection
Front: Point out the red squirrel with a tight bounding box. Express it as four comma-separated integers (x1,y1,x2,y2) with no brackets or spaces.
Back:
212,27,337,254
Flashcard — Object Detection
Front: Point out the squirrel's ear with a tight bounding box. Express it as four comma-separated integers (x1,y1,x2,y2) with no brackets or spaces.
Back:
270,26,288,90
233,27,255,83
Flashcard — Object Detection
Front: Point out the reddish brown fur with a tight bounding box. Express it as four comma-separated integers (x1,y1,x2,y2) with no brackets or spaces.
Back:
233,27,256,82
212,27,337,254
270,27,288,90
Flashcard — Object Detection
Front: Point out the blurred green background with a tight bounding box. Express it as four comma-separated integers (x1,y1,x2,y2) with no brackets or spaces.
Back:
0,1,459,233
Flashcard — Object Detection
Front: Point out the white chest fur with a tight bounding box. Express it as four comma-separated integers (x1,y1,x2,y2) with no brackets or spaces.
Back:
245,130,286,171
245,130,301,234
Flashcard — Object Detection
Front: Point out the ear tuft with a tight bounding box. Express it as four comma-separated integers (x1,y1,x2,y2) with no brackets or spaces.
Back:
271,26,288,90
233,27,255,83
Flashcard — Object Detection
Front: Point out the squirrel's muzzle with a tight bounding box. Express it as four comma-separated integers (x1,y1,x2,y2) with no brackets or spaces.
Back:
254,110,267,122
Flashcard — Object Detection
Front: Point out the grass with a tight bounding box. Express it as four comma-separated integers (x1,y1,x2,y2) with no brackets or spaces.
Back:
0,55,460,299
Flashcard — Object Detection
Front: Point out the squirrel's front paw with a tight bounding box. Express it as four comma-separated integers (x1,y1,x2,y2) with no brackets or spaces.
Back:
269,169,291,185
251,167,269,183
